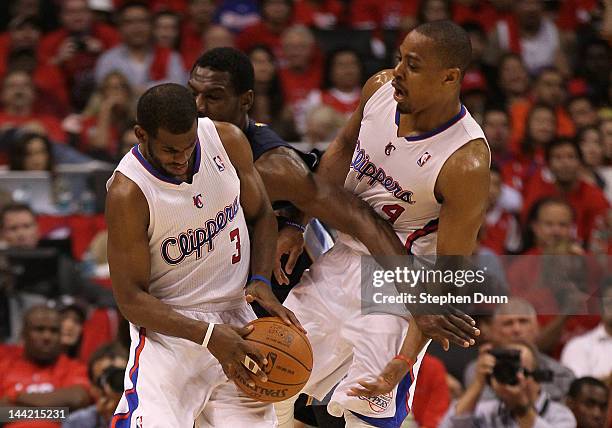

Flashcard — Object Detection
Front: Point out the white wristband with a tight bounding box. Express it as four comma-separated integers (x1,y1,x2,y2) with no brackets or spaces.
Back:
202,323,216,348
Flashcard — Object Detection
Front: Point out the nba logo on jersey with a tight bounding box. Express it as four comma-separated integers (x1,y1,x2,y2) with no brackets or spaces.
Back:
213,155,225,171
193,194,203,208
417,151,432,167
136,415,143,427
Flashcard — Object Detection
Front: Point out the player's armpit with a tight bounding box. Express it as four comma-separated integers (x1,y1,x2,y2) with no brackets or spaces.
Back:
105,173,208,345
214,121,277,279
318,69,395,187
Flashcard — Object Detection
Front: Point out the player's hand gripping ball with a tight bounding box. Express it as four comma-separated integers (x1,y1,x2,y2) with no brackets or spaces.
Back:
235,317,313,402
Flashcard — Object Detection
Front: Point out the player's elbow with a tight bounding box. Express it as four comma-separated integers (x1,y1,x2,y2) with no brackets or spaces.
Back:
112,283,147,325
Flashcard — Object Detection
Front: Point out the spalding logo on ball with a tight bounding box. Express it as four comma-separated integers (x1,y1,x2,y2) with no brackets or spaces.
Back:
234,317,313,402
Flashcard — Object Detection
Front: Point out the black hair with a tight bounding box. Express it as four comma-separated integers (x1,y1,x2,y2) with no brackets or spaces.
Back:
413,20,472,75
9,132,54,172
568,377,609,399
544,138,583,164
322,47,364,90
521,196,574,252
193,47,255,95
116,1,150,18
87,342,129,383
136,83,197,137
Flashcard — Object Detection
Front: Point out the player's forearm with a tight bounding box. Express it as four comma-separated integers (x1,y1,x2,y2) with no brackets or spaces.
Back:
398,321,428,360
317,136,355,187
248,207,278,279
113,285,207,344
15,387,90,410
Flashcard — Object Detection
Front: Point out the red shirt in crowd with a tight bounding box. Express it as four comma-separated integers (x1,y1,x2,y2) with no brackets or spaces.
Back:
521,169,610,244
500,150,545,192
479,207,520,255
0,111,66,143
279,63,323,106
293,0,344,29
556,0,598,31
411,355,450,428
350,0,417,30
0,353,90,428
236,22,290,59
538,314,601,359
452,1,503,33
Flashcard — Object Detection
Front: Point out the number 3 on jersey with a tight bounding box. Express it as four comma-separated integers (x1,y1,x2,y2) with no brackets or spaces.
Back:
381,204,405,224
230,228,241,263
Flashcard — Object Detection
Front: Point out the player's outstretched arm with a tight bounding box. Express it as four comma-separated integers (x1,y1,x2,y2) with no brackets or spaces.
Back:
317,69,394,187
215,122,304,332
106,173,269,386
253,146,408,260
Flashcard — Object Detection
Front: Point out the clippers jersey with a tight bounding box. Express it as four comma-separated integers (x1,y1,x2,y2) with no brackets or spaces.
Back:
107,118,250,310
337,80,488,255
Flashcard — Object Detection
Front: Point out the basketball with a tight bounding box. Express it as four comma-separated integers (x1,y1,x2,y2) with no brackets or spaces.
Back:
234,317,313,402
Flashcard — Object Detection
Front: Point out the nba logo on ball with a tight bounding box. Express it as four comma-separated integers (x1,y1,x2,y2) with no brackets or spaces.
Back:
193,194,203,208
213,155,225,171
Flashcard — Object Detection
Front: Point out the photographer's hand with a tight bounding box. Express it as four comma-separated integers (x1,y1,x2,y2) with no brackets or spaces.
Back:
454,344,495,415
491,374,537,427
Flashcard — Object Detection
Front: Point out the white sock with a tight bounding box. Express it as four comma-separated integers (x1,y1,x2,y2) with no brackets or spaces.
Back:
273,395,299,428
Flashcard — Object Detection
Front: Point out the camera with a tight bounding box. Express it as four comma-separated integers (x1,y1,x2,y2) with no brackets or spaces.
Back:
489,348,522,385
98,366,125,394
488,348,554,385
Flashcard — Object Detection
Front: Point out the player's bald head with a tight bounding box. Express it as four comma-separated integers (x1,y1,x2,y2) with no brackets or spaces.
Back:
411,20,472,75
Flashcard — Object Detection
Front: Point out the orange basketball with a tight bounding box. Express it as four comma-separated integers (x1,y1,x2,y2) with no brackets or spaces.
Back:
234,317,313,402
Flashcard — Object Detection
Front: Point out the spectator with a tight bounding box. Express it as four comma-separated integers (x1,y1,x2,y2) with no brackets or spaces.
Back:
561,282,612,380
417,0,452,25
453,0,501,33
78,71,135,161
248,45,297,141
293,0,343,30
495,53,531,110
573,39,611,106
578,126,612,201
565,377,610,428
38,0,120,110
237,0,294,57
153,10,181,51
180,0,216,65
303,104,344,144
461,69,488,124
279,25,323,135
116,121,138,160
8,132,54,171
464,298,575,402
505,104,555,193
482,107,523,213
510,67,575,153
350,0,416,33
0,70,66,143
94,1,185,94
487,0,563,76
443,341,576,427
214,0,260,34
303,48,363,121
478,165,521,254
202,25,235,51
62,343,128,428
0,16,70,115
522,139,609,244
567,95,600,130
0,305,91,425
59,303,86,360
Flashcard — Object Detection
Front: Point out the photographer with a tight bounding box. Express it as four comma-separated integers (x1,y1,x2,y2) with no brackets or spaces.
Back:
62,343,128,428
441,342,576,427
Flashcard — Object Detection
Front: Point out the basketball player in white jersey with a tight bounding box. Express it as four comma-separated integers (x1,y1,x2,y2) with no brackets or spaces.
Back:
106,83,301,427
275,20,491,427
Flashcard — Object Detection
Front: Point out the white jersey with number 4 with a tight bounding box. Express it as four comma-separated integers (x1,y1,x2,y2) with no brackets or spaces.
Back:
337,80,488,255
107,117,250,311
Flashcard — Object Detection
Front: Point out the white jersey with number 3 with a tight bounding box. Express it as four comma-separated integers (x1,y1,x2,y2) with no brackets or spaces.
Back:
107,117,250,310
337,80,488,255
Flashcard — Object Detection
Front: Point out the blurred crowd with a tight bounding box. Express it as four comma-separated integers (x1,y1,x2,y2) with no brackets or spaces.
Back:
0,0,611,427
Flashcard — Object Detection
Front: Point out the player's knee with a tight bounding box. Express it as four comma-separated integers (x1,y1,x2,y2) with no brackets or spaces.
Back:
273,395,299,428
